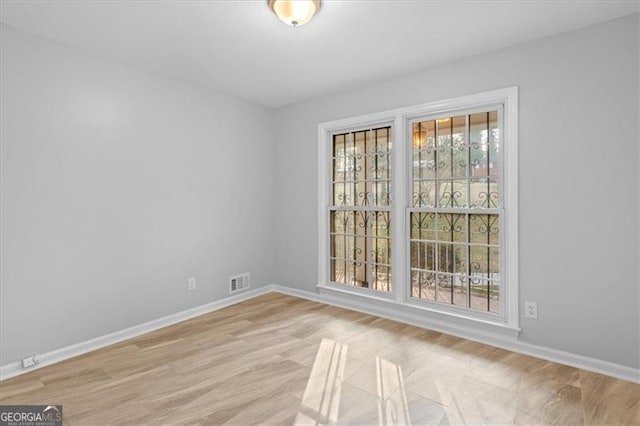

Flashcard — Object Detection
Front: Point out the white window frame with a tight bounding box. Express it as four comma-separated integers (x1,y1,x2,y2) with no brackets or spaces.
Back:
318,87,519,331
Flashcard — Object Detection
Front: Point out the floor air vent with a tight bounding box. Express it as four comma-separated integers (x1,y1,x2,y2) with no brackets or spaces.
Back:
230,273,250,293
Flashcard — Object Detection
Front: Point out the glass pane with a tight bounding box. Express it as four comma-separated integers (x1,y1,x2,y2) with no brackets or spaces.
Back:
452,115,465,134
374,153,389,180
487,143,500,178
332,182,343,206
470,245,500,281
469,178,498,208
489,246,500,280
354,182,365,207
488,110,500,179
470,245,486,279
436,274,452,304
437,244,467,274
410,215,419,240
411,270,420,297
376,180,391,207
413,147,436,180
453,244,468,274
470,112,489,144
424,272,437,301
344,211,355,235
330,211,343,234
354,236,367,284
374,265,391,292
437,116,466,179
354,129,366,151
333,134,346,157
412,120,435,150
452,142,467,178
345,183,355,207
374,211,390,237
437,145,452,179
488,111,499,145
422,213,436,241
330,259,346,284
470,112,488,172
437,213,467,243
354,261,367,287
469,278,489,311
345,261,354,286
410,240,436,271
345,236,356,261
469,214,499,245
333,157,345,182
374,238,389,265
354,211,367,236
438,179,467,208
331,233,345,259
436,118,452,147
410,212,436,241
411,270,436,301
376,127,390,152
470,145,488,176
470,144,500,178
354,156,366,182
410,241,419,269
453,275,468,308
489,281,500,314
413,180,437,207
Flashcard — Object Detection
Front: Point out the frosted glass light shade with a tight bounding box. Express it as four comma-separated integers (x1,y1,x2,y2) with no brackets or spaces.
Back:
269,0,320,27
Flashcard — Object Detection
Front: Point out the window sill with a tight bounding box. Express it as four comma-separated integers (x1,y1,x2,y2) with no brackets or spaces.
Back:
316,283,521,340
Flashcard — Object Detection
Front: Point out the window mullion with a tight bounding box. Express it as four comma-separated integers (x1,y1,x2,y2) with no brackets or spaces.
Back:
392,114,406,302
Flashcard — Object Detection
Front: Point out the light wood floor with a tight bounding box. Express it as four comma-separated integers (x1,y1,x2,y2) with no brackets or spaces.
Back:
1,292,639,425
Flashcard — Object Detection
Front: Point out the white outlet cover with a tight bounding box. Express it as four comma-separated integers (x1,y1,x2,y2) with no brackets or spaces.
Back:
188,277,196,291
524,301,538,319
22,355,36,368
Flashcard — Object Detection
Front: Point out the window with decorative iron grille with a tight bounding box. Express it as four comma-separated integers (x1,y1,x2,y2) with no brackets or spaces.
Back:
329,127,392,292
319,88,518,329
410,110,502,313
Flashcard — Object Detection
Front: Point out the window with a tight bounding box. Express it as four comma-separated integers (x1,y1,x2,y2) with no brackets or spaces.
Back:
318,88,518,329
410,111,502,313
330,127,392,292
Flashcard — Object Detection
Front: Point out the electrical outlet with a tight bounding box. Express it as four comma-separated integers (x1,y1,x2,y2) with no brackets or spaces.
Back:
188,277,196,291
524,301,538,319
22,354,40,369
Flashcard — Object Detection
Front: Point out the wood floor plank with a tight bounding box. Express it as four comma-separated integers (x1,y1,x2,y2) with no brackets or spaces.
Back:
1,292,638,425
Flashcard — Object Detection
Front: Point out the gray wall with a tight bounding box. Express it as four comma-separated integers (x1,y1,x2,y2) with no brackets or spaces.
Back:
274,14,640,369
0,25,276,365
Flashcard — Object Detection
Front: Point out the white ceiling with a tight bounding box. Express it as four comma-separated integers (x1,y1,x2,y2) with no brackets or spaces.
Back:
1,1,638,107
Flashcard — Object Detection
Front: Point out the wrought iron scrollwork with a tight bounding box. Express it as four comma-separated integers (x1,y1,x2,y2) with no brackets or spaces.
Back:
438,189,464,208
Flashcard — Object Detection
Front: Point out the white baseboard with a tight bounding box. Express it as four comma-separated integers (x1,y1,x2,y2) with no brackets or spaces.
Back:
2,284,638,384
269,284,640,384
0,286,272,381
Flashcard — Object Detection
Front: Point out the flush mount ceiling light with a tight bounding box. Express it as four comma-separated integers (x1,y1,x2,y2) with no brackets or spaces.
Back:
268,0,320,27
